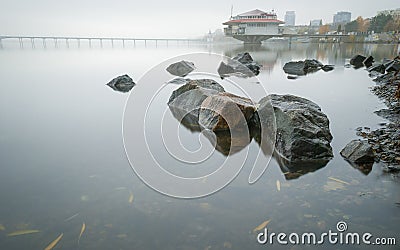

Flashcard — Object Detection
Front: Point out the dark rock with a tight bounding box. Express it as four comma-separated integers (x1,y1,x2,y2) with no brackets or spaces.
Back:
218,52,261,78
373,72,395,85
232,52,254,64
383,165,400,173
385,60,400,72
287,75,298,80
340,140,375,164
283,61,307,76
322,65,335,72
167,79,225,128
106,74,135,93
166,60,196,77
198,92,256,132
283,59,325,76
363,56,374,67
367,64,386,74
350,55,366,66
257,94,333,162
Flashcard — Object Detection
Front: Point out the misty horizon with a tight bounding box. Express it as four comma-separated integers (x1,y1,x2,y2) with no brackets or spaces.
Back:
0,0,399,38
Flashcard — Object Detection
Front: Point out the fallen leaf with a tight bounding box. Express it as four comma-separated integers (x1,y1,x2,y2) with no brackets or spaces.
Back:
276,180,281,191
223,241,232,248
253,219,271,232
7,230,40,237
0,224,5,231
44,233,63,250
78,222,86,244
128,192,134,203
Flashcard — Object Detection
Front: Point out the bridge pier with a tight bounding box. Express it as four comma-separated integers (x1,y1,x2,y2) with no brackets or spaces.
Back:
54,38,58,48
0,38,3,49
42,38,46,48
122,39,125,48
30,38,35,48
111,39,114,48
77,39,80,48
144,40,147,47
18,38,23,48
66,38,69,48
100,38,103,48
89,39,92,48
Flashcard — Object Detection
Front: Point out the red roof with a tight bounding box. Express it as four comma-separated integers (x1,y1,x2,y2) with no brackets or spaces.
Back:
223,19,284,25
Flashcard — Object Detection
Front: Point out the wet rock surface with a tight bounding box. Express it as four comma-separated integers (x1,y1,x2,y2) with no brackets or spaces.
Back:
106,74,135,93
340,140,375,163
348,55,400,173
199,92,256,132
256,94,333,162
166,60,196,77
218,52,261,78
283,59,334,76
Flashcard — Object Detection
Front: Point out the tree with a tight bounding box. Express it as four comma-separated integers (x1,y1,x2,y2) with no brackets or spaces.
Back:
369,14,393,33
319,24,330,34
384,17,400,32
345,20,358,32
356,16,369,33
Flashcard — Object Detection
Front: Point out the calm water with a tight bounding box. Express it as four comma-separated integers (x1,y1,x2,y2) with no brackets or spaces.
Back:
0,40,399,249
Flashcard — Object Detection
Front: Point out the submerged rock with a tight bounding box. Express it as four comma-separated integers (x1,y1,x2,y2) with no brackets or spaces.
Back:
199,92,256,132
106,74,135,93
167,77,190,85
166,60,196,77
257,94,333,162
340,140,375,164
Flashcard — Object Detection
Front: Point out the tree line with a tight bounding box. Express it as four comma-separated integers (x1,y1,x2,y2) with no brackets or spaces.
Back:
344,13,400,33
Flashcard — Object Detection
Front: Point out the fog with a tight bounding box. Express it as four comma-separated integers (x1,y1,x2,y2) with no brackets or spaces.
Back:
0,0,398,38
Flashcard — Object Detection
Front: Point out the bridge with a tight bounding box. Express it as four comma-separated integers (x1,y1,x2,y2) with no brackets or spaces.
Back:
0,35,206,49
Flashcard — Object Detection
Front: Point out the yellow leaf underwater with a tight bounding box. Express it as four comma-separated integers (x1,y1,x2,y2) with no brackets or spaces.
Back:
7,229,40,236
276,180,281,191
0,224,5,231
253,219,271,232
78,222,86,244
44,233,63,250
128,192,134,203
328,177,350,185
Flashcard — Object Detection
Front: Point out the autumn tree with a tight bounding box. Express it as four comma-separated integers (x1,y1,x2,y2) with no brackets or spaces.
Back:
356,16,369,33
319,24,330,34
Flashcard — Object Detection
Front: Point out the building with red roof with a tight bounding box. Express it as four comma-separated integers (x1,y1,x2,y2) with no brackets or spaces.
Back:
223,9,284,44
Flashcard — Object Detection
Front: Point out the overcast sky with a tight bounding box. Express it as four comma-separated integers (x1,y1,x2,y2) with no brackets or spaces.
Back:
0,0,398,38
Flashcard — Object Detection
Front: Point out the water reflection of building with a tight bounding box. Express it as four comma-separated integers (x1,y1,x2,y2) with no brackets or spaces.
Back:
223,9,284,44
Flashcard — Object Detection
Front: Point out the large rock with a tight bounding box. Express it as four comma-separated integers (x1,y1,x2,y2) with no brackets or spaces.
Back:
166,60,196,77
385,60,400,72
167,79,225,129
218,52,261,78
350,55,366,66
340,140,375,164
363,56,374,67
367,64,386,74
106,74,135,93
283,59,326,76
257,94,333,162
199,92,256,132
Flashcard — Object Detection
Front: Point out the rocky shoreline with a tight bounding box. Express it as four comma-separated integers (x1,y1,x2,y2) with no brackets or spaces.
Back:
353,59,400,174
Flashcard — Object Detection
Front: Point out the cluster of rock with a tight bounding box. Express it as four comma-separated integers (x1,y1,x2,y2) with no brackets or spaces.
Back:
168,78,334,171
106,74,136,93
217,52,262,79
283,59,334,77
341,54,400,174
